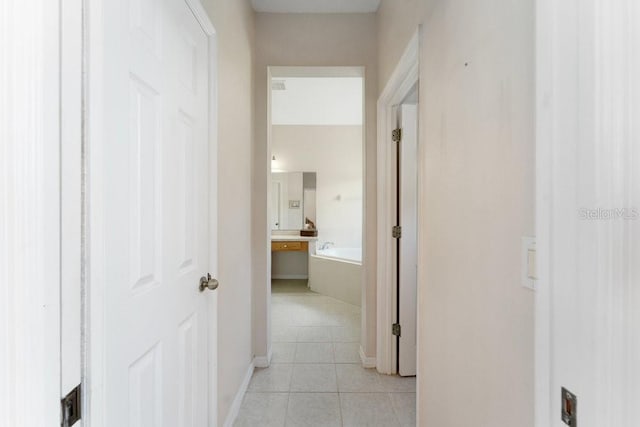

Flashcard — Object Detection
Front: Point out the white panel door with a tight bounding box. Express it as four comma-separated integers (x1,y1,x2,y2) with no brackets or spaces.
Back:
398,104,418,376
99,0,212,425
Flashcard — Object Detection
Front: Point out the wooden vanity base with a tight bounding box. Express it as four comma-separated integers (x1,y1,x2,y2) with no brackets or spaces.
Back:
271,241,309,252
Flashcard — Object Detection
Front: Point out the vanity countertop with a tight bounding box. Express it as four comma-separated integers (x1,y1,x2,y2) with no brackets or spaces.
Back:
271,235,318,242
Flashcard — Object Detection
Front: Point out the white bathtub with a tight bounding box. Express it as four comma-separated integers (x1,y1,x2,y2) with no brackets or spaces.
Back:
315,247,362,264
309,247,362,306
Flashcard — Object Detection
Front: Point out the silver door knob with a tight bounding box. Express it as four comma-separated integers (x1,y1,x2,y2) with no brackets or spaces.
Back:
199,274,219,292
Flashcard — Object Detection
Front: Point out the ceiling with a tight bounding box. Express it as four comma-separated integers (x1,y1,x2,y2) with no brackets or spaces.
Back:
271,77,363,126
251,0,381,14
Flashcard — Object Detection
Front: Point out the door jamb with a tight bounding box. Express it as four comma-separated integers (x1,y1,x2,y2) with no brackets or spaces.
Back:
376,28,420,375
83,1,218,425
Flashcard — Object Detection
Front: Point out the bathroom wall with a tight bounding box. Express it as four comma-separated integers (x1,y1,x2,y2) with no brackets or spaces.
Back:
252,13,378,363
377,0,535,425
272,125,363,248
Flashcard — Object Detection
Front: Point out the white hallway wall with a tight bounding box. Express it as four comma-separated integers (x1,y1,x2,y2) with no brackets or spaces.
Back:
272,125,363,248
378,0,535,426
201,0,255,425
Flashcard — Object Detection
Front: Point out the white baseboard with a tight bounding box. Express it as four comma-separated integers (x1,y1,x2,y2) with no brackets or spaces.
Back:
223,361,255,427
360,351,376,368
253,346,273,368
271,274,308,280
359,345,376,368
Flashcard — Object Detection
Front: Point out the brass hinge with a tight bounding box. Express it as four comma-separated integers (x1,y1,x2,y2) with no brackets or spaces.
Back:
392,323,401,337
392,225,402,239
392,128,402,142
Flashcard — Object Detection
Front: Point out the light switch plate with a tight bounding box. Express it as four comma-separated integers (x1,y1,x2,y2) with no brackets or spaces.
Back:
521,237,536,290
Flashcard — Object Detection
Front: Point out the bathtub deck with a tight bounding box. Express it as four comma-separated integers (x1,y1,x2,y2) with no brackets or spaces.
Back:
309,255,361,306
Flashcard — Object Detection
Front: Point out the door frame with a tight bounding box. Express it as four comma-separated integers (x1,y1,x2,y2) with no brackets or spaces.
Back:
376,28,420,375
83,1,219,425
260,66,368,368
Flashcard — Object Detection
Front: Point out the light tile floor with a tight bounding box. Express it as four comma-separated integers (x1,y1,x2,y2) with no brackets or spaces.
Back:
234,280,416,427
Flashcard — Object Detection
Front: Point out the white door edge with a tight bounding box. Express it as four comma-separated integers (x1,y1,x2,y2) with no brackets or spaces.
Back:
398,104,418,377
1,1,62,425
60,0,83,402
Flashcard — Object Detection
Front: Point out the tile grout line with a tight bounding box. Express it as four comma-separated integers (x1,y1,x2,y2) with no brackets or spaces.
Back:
284,357,294,426
335,362,344,427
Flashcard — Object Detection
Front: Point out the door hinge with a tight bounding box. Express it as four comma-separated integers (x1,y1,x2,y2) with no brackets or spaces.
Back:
392,225,402,239
61,384,81,427
392,323,401,337
392,128,402,142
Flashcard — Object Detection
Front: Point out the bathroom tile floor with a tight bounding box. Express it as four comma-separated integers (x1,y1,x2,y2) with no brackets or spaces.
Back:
234,280,416,427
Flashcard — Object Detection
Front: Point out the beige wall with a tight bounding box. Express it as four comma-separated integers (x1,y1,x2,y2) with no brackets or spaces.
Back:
253,13,379,361
377,0,430,92
201,1,255,425
377,1,535,426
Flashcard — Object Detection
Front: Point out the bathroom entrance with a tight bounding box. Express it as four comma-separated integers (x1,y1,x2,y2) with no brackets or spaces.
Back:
268,66,365,364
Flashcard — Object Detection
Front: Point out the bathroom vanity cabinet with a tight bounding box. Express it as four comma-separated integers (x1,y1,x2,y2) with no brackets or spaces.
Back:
270,235,317,280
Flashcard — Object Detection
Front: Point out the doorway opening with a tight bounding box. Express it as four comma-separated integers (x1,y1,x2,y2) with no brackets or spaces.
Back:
268,67,365,358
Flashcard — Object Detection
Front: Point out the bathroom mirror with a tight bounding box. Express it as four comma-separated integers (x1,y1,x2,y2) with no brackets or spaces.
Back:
271,172,316,231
